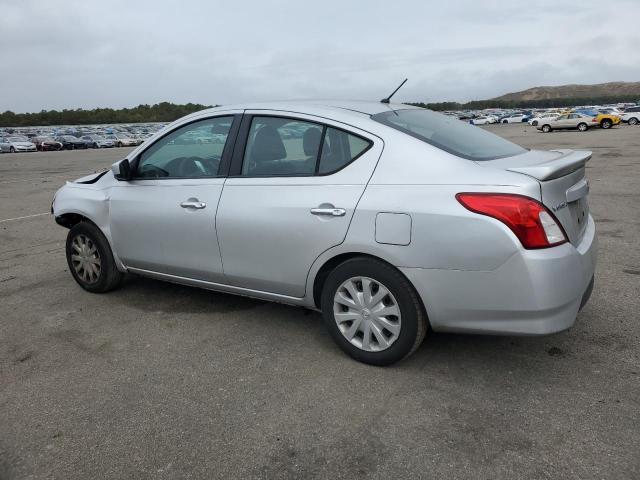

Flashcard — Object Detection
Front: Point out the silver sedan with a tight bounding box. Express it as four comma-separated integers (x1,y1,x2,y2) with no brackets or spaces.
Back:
52,101,597,365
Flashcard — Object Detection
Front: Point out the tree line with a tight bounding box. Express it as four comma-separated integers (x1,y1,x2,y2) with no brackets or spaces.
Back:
0,102,213,127
3,94,639,127
408,94,640,111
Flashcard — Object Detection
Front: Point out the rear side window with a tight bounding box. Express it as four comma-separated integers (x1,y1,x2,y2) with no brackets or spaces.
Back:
318,127,370,174
372,109,526,161
240,116,372,177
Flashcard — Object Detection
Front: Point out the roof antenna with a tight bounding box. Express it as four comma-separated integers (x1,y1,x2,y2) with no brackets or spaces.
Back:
381,78,408,104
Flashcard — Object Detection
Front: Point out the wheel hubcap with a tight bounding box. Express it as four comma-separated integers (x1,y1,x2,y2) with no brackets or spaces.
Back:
333,276,401,352
71,234,101,284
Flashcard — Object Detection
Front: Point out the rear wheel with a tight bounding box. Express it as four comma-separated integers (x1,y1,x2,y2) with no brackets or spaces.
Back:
601,119,612,129
628,117,638,125
542,124,552,133
577,122,588,132
321,257,427,366
9,146,15,153
66,222,124,293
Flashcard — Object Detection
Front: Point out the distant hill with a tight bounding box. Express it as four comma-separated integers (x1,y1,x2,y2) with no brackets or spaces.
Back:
411,81,640,111
492,82,640,102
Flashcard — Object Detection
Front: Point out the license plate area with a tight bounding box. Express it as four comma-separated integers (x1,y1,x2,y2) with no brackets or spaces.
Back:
569,197,589,240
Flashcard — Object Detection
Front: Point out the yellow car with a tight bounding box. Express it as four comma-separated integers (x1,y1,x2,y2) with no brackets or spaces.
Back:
573,110,621,129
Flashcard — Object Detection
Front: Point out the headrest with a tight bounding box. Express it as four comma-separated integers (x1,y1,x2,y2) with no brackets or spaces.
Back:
251,125,286,162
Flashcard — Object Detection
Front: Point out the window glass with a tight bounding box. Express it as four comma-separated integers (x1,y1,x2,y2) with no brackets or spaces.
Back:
317,127,370,174
242,117,321,176
372,109,526,161
135,116,233,178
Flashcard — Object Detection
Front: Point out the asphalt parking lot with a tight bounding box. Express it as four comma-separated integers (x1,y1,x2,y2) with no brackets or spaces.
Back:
1,124,639,479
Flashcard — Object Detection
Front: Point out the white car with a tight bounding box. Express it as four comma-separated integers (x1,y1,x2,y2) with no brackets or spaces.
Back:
0,135,37,153
470,116,493,125
105,133,137,147
501,114,527,124
621,107,640,125
529,113,560,127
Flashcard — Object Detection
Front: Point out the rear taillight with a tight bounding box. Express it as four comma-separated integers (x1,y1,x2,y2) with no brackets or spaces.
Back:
456,193,567,249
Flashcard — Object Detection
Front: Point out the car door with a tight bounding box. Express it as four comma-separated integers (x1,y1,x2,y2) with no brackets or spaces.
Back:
109,113,241,282
216,112,382,297
553,114,570,129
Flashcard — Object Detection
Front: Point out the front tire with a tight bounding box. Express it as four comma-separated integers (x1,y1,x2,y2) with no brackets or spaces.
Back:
542,124,552,133
601,119,612,129
321,257,427,366
9,146,15,153
628,117,638,125
66,222,124,293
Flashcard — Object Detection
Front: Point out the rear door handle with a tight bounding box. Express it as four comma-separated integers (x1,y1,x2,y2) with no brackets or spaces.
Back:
310,207,346,217
180,200,207,209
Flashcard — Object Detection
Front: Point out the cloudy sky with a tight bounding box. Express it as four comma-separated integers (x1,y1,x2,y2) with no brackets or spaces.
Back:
1,0,639,112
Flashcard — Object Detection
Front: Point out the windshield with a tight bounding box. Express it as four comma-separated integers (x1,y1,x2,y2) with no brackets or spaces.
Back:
372,109,526,161
9,136,28,142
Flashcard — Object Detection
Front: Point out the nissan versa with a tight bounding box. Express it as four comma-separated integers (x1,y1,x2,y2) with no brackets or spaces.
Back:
52,101,596,365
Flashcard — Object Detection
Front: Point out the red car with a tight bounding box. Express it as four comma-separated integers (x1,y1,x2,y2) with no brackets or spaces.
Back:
33,136,63,151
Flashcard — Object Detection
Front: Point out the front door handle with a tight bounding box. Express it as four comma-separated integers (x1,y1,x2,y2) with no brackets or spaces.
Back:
310,207,346,217
180,200,207,209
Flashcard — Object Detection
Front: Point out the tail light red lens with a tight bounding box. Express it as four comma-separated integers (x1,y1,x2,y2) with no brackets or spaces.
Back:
456,193,567,249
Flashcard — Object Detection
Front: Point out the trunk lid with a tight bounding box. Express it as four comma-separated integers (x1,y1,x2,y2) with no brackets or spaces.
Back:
480,149,591,245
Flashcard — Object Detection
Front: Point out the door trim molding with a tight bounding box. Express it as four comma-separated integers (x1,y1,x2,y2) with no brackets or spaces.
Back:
126,267,313,308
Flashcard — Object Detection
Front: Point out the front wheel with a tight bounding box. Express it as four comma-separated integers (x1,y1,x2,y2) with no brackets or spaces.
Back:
9,146,15,153
577,123,588,132
542,124,552,133
321,257,427,366
628,117,638,125
66,222,124,293
601,119,612,129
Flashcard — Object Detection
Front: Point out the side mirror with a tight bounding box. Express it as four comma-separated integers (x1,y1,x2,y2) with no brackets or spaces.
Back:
112,159,132,181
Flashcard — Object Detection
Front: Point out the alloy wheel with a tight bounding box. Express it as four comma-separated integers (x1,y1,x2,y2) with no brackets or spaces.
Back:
333,276,401,352
70,234,101,284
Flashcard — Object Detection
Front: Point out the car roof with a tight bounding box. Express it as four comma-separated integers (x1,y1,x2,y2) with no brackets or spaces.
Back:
195,100,420,119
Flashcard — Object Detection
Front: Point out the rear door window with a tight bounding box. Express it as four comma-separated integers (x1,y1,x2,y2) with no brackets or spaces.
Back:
240,116,372,177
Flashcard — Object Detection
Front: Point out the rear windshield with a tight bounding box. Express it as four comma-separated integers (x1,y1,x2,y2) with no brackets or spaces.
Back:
372,109,527,161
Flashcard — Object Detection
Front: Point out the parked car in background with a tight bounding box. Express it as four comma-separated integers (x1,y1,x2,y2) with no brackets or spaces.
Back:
105,133,137,147
501,114,529,124
55,135,88,150
573,110,621,129
0,135,37,153
529,113,559,126
620,106,640,125
32,136,63,151
80,135,115,148
536,113,593,133
52,101,596,366
470,116,494,125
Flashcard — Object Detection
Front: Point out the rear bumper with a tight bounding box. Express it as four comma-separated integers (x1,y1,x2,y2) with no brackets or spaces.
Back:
401,215,597,335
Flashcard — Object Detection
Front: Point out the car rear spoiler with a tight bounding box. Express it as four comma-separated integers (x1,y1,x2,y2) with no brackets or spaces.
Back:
506,149,592,181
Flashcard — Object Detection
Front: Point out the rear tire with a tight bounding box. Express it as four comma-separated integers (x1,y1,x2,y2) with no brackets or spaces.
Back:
577,123,588,132
542,124,552,133
628,117,638,125
601,119,612,129
9,146,15,153
321,257,427,366
66,222,124,293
